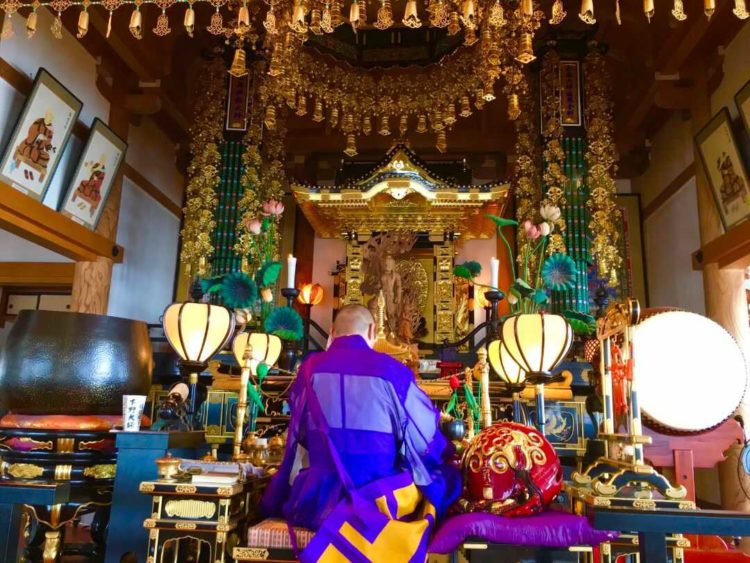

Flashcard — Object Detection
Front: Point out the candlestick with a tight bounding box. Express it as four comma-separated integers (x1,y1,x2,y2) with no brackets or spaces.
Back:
489,257,499,289
286,255,297,289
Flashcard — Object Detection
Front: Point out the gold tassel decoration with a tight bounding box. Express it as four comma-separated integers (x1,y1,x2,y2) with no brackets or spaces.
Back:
362,115,372,135
296,94,307,116
643,0,654,20
184,6,195,36
515,32,536,64
733,0,749,19
550,0,567,23
399,114,408,136
579,0,595,23
416,114,428,133
378,115,391,136
1,12,13,40
436,129,447,153
77,9,89,38
350,0,360,29
344,134,358,157
26,10,37,38
154,11,171,35
51,13,63,39
129,8,143,39
507,93,521,120
207,9,224,34
460,95,472,117
704,0,715,18
330,106,340,128
229,47,248,78
264,105,277,129
671,0,686,20
313,99,324,122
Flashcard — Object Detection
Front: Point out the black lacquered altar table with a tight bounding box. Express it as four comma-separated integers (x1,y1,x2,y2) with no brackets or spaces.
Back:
590,506,750,563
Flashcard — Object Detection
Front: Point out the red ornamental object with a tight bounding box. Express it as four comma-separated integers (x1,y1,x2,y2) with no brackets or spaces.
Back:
298,283,324,306
458,422,562,516
449,375,461,390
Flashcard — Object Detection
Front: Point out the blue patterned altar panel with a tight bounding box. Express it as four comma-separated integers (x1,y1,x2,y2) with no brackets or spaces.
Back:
528,401,586,454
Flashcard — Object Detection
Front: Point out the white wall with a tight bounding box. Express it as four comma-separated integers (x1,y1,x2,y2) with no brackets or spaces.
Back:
0,13,184,324
310,237,346,332
108,178,180,323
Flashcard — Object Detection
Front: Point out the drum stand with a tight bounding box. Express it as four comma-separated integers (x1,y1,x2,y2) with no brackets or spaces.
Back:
567,298,693,511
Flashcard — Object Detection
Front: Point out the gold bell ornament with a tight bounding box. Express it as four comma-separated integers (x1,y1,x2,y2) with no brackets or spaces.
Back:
704,0,715,18
77,9,89,38
403,0,422,27
129,8,143,39
184,5,195,37
643,0,654,21
579,0,595,24
26,10,37,38
229,48,248,78
350,0,360,29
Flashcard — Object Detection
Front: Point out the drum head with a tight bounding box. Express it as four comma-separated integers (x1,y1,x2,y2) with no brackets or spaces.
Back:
633,310,748,434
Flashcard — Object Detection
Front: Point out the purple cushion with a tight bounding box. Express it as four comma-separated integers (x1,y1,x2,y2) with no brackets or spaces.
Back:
428,510,619,554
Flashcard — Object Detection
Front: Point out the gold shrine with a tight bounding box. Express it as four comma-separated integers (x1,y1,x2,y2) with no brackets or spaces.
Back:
293,144,509,349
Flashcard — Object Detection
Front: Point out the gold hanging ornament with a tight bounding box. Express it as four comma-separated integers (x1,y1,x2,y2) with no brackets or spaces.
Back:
291,1,308,32
375,0,393,29
460,95,472,117
330,106,340,127
733,0,748,18
76,9,89,37
579,0,595,23
51,11,63,38
403,0,422,27
264,105,277,129
704,0,715,18
313,99,324,122
671,0,686,20
1,11,13,40
460,0,476,28
180,58,226,278
154,10,171,35
507,93,520,120
488,0,505,26
321,4,334,32
447,10,460,34
350,0,360,28
344,134,358,157
379,115,391,136
184,5,195,36
207,9,223,34
26,10,37,38
363,115,372,135
436,129,447,153
416,114,428,133
643,0,654,20
515,32,536,64
229,47,248,77
310,8,322,33
584,44,621,286
550,0,566,23
129,7,142,38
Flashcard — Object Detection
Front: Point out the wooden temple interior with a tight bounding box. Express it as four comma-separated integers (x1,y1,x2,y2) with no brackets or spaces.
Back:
0,0,749,560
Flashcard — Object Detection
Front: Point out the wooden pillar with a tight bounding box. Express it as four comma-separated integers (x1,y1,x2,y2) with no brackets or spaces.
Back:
690,62,750,530
71,69,131,314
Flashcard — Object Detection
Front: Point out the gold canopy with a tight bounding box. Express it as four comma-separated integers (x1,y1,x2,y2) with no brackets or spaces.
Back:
293,145,509,239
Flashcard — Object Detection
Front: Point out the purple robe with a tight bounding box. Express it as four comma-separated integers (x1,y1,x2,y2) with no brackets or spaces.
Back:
260,335,461,531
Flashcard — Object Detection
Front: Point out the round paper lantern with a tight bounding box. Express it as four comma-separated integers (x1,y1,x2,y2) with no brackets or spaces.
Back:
232,332,283,375
501,313,573,381
162,302,234,369
488,340,526,389
298,283,324,306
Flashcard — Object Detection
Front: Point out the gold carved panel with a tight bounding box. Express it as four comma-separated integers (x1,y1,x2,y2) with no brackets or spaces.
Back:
164,499,217,519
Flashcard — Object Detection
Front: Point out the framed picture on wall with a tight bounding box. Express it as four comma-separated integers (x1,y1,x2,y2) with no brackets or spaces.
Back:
736,78,750,136
695,108,750,230
0,68,83,201
58,119,127,230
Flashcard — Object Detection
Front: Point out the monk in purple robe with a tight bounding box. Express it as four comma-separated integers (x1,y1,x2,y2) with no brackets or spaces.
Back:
261,305,461,538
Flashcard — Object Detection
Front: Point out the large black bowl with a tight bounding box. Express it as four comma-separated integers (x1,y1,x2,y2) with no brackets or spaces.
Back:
0,310,153,414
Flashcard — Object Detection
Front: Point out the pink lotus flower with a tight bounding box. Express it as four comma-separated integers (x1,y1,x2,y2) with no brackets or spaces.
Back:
247,218,262,235
523,220,541,240
262,199,285,217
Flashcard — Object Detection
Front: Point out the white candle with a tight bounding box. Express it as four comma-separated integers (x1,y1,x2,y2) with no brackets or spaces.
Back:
287,254,297,289
490,257,499,290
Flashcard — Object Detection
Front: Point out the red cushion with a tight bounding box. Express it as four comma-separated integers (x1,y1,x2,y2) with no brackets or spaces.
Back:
0,413,151,431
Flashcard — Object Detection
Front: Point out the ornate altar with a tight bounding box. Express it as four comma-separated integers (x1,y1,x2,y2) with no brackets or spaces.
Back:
293,144,508,350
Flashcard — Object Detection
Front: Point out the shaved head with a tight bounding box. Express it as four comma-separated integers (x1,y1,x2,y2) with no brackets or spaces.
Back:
332,304,376,346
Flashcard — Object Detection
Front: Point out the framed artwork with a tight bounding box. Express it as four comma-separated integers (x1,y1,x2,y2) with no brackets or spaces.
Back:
58,119,127,230
736,78,750,136
0,68,83,201
695,108,750,230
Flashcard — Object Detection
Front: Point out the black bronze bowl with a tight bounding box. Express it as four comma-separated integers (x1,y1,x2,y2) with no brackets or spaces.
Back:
0,310,153,415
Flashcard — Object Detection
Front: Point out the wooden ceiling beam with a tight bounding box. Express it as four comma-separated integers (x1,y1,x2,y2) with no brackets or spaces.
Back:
0,263,75,287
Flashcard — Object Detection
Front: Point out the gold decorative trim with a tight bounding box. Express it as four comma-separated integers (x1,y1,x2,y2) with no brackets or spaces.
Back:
15,437,53,451
143,519,156,529
56,437,75,454
164,499,217,520
83,464,116,480
234,547,270,560
79,439,109,451
174,522,197,530
54,464,72,481
8,463,44,479
175,485,198,494
216,487,235,496
140,483,156,492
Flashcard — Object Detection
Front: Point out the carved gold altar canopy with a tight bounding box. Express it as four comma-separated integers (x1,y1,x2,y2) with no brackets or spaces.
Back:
293,144,509,239
294,145,509,347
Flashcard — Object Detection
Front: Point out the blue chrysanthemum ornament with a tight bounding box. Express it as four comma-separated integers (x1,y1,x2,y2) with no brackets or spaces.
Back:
264,306,304,341
219,272,258,309
541,254,578,292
